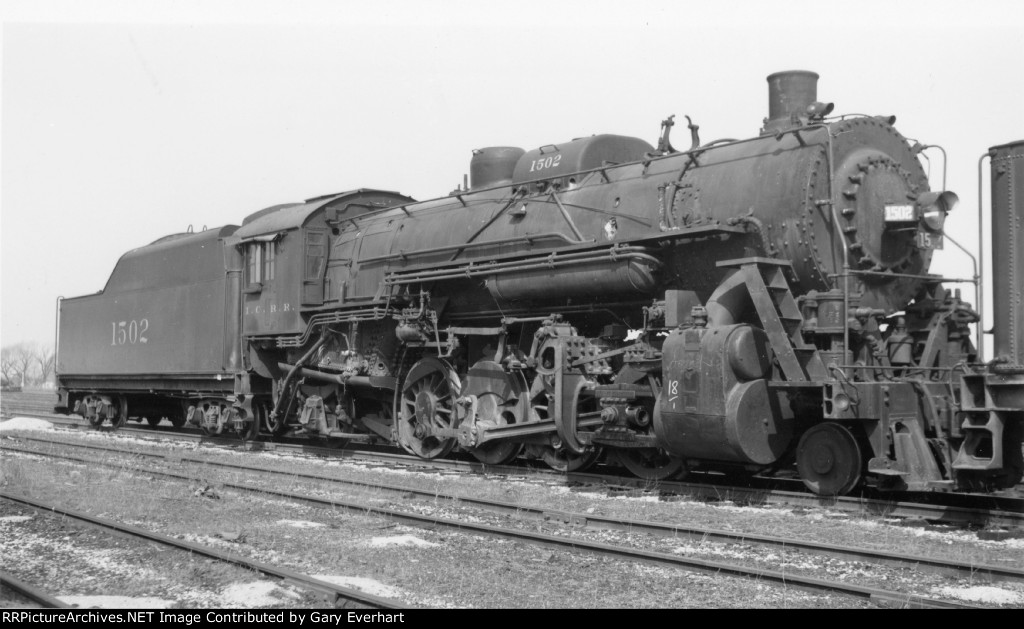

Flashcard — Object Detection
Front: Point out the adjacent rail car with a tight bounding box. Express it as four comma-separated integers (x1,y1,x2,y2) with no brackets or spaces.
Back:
55,71,1024,495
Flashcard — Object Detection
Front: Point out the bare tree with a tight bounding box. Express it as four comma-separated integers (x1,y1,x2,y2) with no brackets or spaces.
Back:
0,346,17,384
34,344,56,384
1,343,39,387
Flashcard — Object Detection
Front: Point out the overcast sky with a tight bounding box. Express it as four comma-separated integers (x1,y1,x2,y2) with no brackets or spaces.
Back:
2,0,1022,358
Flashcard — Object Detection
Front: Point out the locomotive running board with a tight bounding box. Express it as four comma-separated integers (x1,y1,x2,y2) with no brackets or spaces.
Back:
378,223,746,277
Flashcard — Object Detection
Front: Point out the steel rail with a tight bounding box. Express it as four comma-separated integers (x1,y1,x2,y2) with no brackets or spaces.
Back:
4,409,1021,527
0,492,410,610
8,439,1022,585
0,570,71,608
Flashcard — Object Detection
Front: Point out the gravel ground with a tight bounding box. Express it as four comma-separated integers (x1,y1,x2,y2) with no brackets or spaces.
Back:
2,418,1023,608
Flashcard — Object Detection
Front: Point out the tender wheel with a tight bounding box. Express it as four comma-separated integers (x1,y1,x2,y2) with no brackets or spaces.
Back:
146,416,162,427
264,398,291,436
84,396,104,428
196,401,230,437
397,357,460,459
239,401,264,442
613,448,687,481
796,423,863,496
169,407,187,429
110,396,128,430
196,403,215,436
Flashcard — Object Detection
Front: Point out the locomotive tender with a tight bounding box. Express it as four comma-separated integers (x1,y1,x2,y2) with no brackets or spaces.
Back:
55,71,1024,495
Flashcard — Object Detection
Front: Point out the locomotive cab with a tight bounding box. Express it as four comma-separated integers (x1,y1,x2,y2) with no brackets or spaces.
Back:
235,189,415,339
236,201,320,338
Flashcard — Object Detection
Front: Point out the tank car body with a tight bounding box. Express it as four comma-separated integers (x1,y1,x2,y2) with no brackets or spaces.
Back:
55,71,1023,495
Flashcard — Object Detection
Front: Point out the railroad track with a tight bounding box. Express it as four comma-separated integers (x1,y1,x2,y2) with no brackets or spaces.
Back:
0,491,410,610
0,570,70,608
5,436,1017,607
4,401,1023,529
7,434,1023,585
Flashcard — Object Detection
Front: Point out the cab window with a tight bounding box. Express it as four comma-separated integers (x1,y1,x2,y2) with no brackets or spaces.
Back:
305,231,325,280
247,242,276,285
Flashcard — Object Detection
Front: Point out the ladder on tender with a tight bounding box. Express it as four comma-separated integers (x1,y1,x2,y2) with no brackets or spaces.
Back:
717,257,828,382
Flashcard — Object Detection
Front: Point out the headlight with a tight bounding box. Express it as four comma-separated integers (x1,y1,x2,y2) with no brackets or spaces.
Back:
833,393,851,412
917,191,959,232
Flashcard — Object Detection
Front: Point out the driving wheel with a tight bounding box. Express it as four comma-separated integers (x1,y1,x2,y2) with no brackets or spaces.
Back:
397,357,461,459
613,448,687,481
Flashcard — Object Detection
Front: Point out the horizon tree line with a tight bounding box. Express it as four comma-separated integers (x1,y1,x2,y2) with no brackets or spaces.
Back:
1,343,55,388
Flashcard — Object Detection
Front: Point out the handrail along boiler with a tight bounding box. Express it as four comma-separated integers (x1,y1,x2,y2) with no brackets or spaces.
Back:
54,71,1023,495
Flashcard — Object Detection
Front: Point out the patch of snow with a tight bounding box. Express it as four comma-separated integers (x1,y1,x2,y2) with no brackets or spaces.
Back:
0,417,54,432
367,534,439,548
277,519,326,529
311,575,403,599
0,515,33,523
611,495,662,503
220,581,298,607
934,586,1023,605
850,517,1024,549
671,542,757,561
180,534,236,549
711,503,794,516
59,595,174,609
801,509,853,520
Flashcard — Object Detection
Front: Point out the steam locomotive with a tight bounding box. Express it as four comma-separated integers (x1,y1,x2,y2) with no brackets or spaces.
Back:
55,71,1024,496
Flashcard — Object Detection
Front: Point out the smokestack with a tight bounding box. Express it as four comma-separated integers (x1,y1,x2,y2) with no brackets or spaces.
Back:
762,70,829,134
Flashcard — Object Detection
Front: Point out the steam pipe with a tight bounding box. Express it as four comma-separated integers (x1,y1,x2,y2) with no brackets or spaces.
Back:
276,363,396,390
978,151,990,360
54,296,63,379
911,142,948,191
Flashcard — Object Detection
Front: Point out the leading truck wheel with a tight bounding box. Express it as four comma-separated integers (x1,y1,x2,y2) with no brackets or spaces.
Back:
796,423,863,496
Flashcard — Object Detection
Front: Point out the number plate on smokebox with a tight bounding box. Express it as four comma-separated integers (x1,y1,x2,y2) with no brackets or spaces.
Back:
884,204,916,222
